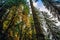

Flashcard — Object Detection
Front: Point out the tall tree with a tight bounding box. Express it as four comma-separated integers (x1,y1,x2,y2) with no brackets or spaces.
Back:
30,0,45,40
41,0,60,21
0,0,27,40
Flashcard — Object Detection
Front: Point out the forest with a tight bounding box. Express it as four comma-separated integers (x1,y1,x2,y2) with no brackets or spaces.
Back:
0,0,60,40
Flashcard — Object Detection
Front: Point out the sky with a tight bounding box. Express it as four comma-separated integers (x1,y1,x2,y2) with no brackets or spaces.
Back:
33,0,48,12
33,0,60,26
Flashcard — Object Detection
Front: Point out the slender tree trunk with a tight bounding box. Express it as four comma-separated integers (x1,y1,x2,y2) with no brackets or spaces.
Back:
30,0,45,40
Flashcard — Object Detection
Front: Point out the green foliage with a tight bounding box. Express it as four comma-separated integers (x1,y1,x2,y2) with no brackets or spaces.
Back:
1,0,60,40
42,12,60,40
1,0,27,8
41,0,60,21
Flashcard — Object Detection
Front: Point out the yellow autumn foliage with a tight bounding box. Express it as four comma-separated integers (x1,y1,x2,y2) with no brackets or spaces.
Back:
3,21,9,30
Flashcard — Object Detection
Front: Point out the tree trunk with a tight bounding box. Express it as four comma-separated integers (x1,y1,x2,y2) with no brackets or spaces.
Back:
30,0,45,40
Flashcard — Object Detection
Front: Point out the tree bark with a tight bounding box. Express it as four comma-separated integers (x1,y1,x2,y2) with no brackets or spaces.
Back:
30,0,45,40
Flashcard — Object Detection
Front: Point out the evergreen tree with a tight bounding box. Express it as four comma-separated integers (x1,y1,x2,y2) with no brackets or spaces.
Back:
41,0,60,21
42,11,60,40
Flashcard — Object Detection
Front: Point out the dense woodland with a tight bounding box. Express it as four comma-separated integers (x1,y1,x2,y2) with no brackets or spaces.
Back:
0,0,60,40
